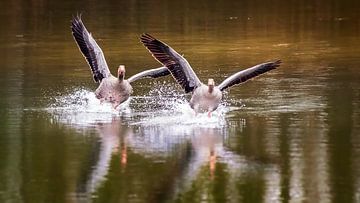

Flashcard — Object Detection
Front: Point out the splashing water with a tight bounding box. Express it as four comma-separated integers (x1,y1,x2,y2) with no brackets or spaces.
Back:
43,82,231,128
45,88,131,127
131,100,228,128
129,82,229,128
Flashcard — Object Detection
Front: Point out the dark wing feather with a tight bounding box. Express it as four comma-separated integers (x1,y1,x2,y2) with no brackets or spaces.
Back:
217,60,281,91
140,33,202,93
71,15,111,83
127,66,171,83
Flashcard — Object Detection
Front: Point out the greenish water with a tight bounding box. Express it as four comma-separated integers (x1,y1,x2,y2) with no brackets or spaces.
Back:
0,0,360,202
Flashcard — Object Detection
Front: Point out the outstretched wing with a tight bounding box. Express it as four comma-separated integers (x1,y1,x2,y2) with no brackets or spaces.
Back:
140,33,202,93
217,60,281,91
127,66,171,83
71,15,111,83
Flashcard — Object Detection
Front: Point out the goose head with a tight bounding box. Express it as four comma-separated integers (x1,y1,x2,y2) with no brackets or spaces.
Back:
117,65,126,81
208,78,215,93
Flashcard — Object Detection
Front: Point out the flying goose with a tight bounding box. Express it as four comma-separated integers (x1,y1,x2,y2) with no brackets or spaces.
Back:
140,33,281,116
71,16,170,109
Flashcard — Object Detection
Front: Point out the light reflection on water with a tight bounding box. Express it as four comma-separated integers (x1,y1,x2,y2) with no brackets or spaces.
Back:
41,83,327,202
43,86,261,202
29,56,342,202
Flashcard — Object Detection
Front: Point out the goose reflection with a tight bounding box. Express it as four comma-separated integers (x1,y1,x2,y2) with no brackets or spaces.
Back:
77,119,131,198
68,113,281,202
189,128,223,180
136,122,279,202
125,124,245,198
170,127,228,196
94,119,130,170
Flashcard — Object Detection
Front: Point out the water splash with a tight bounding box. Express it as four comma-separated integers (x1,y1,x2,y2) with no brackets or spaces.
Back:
132,101,228,127
43,82,231,128
45,88,130,127
129,82,229,128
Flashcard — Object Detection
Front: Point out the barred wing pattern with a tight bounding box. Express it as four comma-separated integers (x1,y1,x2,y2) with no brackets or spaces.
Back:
71,15,111,83
217,60,281,91
140,33,202,93
127,66,170,83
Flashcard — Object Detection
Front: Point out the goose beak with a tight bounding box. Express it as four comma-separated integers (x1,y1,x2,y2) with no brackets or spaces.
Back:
208,78,215,86
208,78,215,93
118,65,126,80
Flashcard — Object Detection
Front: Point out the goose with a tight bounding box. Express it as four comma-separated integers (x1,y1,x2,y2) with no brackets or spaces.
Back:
71,16,170,109
140,33,281,116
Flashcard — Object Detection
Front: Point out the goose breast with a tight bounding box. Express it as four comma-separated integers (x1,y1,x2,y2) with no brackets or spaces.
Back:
95,77,133,105
190,85,222,113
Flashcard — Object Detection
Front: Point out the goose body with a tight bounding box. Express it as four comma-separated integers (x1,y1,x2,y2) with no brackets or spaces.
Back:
71,16,170,108
140,33,281,115
94,74,133,105
190,85,222,113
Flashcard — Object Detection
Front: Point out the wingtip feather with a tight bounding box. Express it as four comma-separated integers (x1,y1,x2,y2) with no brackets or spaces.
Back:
273,59,282,67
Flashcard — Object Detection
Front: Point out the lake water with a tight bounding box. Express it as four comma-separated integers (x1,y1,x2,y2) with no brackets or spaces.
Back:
0,0,360,202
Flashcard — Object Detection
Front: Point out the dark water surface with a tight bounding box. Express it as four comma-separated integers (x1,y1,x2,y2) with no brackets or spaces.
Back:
1,0,360,202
